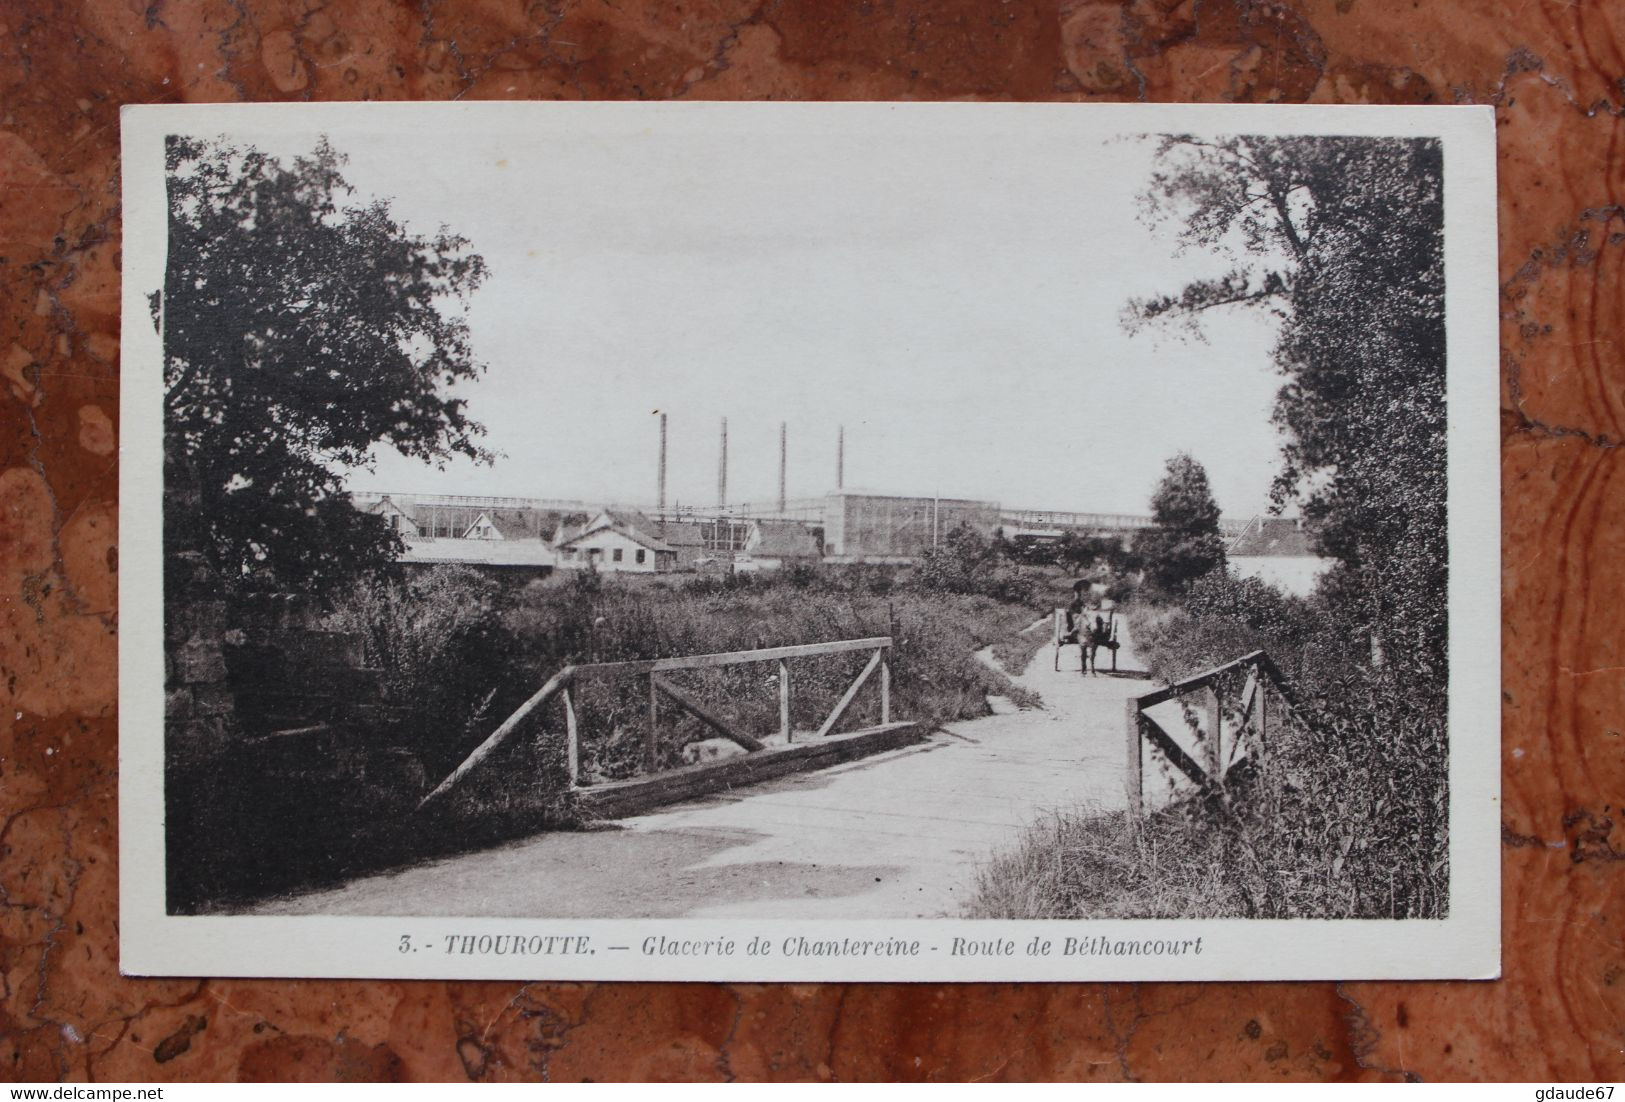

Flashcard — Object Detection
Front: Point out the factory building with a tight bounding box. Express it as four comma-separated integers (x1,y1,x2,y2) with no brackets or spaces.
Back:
821,491,1001,562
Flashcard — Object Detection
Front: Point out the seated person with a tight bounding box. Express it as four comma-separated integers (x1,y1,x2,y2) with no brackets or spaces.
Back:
1063,581,1089,642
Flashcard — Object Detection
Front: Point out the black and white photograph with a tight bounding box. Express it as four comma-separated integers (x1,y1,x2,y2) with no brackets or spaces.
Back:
119,102,1499,981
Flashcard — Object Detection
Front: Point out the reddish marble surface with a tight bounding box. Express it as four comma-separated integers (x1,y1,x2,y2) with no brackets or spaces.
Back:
2,0,1622,1082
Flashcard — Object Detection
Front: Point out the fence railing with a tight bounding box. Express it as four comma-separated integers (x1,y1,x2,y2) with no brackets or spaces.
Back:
1124,649,1297,816
418,636,895,811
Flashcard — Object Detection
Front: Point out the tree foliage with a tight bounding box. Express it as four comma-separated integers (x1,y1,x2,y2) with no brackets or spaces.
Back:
162,135,491,592
1126,135,1446,674
1054,532,1137,576
914,523,999,595
914,523,1039,604
1136,452,1227,595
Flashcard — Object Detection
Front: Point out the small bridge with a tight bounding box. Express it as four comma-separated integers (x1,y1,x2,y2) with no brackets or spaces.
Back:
418,635,921,822
255,624,1149,919
253,626,1301,919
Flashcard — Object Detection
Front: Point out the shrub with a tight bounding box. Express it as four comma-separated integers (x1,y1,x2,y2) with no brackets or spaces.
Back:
1136,453,1227,596
1133,570,1359,694
325,565,512,773
969,568,1448,920
914,523,994,595
915,522,1044,606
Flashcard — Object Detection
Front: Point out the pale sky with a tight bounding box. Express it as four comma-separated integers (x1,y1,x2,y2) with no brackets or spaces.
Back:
196,105,1288,518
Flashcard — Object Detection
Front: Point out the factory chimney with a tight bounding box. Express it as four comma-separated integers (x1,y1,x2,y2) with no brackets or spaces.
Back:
717,417,728,510
778,422,787,513
836,425,845,490
656,412,667,523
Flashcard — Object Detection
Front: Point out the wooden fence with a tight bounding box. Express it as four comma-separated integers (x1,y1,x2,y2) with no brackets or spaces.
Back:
1125,649,1297,815
418,636,896,811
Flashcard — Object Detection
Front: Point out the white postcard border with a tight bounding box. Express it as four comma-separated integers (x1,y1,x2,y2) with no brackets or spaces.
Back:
119,100,1500,982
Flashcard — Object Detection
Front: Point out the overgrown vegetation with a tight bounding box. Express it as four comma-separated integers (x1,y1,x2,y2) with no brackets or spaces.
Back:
1125,133,1448,677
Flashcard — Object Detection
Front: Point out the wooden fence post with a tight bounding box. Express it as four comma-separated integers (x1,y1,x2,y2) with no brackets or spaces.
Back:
779,658,792,742
563,686,579,789
1125,697,1143,816
880,647,891,724
1256,667,1268,757
646,674,659,773
416,667,573,812
1204,686,1223,780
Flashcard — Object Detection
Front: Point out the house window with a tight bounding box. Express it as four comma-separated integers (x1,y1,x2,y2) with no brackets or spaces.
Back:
613,548,624,563
635,549,646,564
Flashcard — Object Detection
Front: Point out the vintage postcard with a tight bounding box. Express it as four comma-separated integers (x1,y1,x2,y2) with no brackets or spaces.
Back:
119,101,1499,981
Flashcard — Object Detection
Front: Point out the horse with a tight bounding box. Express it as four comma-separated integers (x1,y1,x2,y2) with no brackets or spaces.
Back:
1083,611,1120,675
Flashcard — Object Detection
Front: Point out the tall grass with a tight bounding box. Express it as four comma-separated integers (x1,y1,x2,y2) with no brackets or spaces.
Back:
965,807,1246,920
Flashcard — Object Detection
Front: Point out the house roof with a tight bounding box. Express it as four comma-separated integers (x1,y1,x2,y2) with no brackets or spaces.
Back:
558,511,675,554
490,510,545,539
1228,516,1316,558
462,510,543,540
365,495,421,523
657,521,708,548
749,520,822,558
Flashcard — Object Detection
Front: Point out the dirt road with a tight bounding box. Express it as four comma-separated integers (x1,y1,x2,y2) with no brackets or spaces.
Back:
252,618,1146,919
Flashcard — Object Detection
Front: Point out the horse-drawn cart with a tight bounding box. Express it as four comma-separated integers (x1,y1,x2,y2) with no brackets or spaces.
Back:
1052,604,1120,674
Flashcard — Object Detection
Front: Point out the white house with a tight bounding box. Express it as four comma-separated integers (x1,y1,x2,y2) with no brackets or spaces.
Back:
555,511,678,573
1227,516,1330,597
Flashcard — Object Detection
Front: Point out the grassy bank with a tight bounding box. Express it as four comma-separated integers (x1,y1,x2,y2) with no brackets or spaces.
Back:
965,806,1250,920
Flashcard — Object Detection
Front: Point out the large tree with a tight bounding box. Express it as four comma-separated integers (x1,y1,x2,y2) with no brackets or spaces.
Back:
1136,452,1227,595
1125,135,1446,674
161,136,491,592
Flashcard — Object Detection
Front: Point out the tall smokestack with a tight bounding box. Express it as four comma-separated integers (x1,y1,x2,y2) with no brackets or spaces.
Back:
837,425,845,490
778,422,787,513
657,412,667,519
718,416,728,510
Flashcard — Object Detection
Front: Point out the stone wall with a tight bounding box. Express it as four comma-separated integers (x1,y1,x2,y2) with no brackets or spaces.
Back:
162,551,237,761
